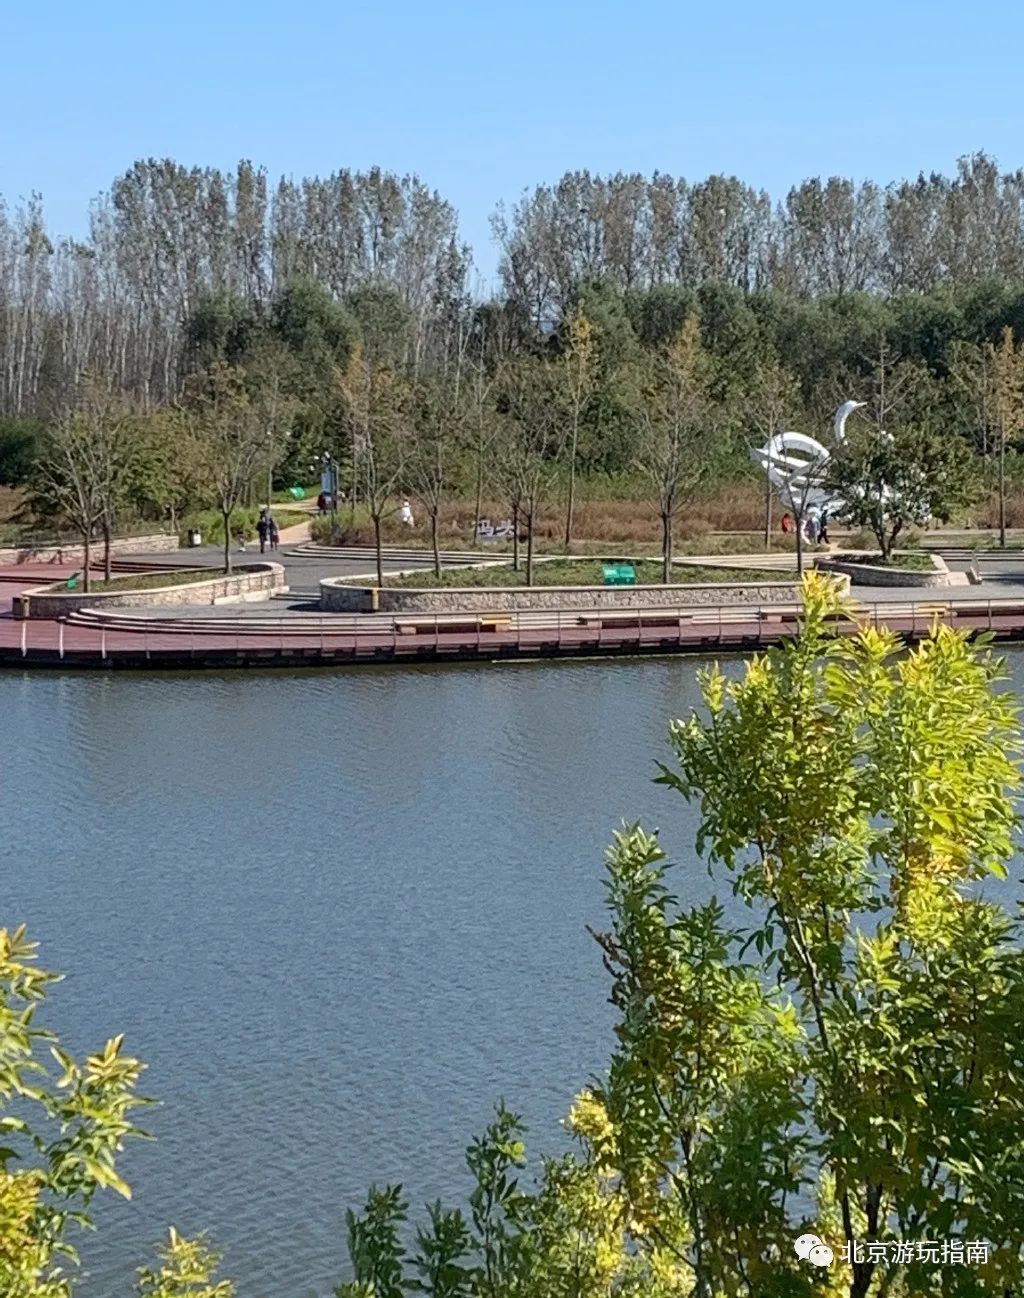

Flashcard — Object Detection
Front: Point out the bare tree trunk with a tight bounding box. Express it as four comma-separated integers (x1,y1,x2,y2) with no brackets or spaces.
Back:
83,530,92,593
512,503,520,571
474,445,484,543
431,509,441,578
661,511,673,583
222,508,232,574
526,508,535,586
373,512,384,588
999,427,1007,547
103,517,112,582
564,425,578,554
795,513,805,576
764,465,772,550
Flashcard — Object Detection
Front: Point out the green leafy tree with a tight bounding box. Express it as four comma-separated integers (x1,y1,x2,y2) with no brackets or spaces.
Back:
632,316,719,582
184,363,274,573
339,342,412,587
136,1230,233,1298
34,379,141,588
650,574,1024,1296
0,927,233,1298
558,310,595,553
742,351,803,548
990,326,1024,546
0,416,43,487
501,358,563,585
183,294,262,373
409,359,464,579
826,420,976,558
128,407,206,534
0,924,148,1296
339,576,1024,1297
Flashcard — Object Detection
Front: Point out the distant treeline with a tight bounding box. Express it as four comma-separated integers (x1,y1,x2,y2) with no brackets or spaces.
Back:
6,153,1024,424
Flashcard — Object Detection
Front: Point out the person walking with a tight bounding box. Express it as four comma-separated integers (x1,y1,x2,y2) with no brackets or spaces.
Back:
257,510,270,554
269,517,280,551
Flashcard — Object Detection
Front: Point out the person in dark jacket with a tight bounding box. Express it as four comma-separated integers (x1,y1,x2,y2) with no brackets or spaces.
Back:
269,518,280,550
257,510,270,554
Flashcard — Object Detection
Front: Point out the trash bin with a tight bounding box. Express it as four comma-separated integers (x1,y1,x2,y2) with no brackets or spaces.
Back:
602,563,636,586
187,528,202,547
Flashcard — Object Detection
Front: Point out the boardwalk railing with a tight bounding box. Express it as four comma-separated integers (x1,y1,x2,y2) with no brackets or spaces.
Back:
5,595,1024,667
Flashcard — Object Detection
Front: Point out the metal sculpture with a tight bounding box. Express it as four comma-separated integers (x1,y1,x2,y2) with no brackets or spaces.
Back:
749,400,865,531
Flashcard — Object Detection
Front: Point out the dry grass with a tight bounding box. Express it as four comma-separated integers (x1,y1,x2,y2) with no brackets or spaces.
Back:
974,486,1024,530
318,481,776,551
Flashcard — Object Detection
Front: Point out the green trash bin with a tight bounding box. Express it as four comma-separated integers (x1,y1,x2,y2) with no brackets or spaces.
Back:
602,563,636,586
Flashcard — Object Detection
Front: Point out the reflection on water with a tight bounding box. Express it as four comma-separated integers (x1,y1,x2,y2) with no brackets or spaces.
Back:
4,650,1021,1296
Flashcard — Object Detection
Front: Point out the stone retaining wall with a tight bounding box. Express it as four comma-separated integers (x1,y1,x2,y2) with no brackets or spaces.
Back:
817,554,955,587
319,576,849,614
16,563,285,619
0,532,178,567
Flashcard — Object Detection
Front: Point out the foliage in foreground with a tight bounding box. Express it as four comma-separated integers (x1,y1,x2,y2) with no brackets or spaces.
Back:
0,927,231,1298
339,574,1024,1297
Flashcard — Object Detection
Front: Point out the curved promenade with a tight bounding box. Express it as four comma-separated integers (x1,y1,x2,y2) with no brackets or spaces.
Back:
4,563,1024,668
4,539,1024,670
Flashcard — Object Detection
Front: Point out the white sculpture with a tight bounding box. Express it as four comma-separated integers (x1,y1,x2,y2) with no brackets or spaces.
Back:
749,400,865,531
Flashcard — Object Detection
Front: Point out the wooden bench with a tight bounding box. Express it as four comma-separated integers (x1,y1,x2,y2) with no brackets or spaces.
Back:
396,617,513,636
577,613,690,628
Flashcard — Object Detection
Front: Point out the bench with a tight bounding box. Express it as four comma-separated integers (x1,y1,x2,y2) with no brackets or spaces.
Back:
577,613,691,629
396,617,513,636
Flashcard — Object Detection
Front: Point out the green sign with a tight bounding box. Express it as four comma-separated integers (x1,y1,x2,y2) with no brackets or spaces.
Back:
288,486,306,500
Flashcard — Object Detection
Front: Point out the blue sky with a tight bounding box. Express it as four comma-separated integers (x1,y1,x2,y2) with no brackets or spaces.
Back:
2,0,1021,287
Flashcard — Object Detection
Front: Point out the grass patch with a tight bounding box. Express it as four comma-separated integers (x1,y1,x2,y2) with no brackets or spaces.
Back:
843,552,936,571
45,568,227,593
385,560,790,588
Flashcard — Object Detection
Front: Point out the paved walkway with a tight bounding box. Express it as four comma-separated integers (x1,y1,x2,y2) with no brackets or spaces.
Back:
6,540,1024,669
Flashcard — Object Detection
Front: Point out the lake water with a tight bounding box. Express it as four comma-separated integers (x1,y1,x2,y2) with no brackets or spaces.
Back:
4,651,1021,1296
3,657,732,1296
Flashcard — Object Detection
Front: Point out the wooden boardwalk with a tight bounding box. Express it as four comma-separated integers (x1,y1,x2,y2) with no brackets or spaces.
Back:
4,565,1024,669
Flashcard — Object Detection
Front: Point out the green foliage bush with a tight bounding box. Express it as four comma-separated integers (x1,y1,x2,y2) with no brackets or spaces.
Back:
0,926,231,1298
336,576,1024,1296
178,508,307,545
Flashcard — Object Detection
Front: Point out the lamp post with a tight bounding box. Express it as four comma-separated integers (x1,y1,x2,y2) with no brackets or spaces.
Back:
322,450,338,523
312,451,339,523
